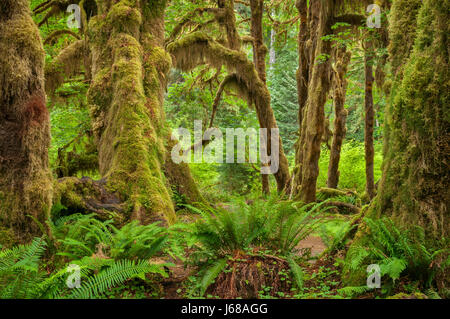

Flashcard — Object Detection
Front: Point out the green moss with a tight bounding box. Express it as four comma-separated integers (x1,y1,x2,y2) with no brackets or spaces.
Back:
387,292,428,299
144,0,168,19
107,3,142,37
375,0,449,239
0,0,53,243
0,226,15,249
53,177,87,211
388,0,422,75
87,2,176,225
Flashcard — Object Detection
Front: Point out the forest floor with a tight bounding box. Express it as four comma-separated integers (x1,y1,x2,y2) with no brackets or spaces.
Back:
161,235,330,299
297,236,327,259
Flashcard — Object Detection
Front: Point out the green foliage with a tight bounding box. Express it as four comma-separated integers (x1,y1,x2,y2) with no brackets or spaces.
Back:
0,238,47,298
187,196,329,258
0,215,173,299
68,259,167,299
338,285,370,298
287,255,304,290
268,41,299,156
216,163,260,195
51,214,172,261
317,141,383,193
199,258,227,296
343,218,449,296
183,196,331,296
319,219,356,253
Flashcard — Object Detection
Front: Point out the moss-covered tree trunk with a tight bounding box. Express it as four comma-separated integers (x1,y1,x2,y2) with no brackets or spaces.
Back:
293,0,334,203
250,0,270,195
364,45,376,199
343,0,448,288
291,0,312,197
374,0,449,238
294,0,310,133
87,0,176,224
327,47,351,189
0,0,53,243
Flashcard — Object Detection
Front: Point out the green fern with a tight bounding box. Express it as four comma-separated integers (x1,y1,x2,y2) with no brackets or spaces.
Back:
53,214,170,261
344,217,449,292
0,238,47,299
287,256,304,290
199,258,228,296
68,259,167,299
185,195,324,296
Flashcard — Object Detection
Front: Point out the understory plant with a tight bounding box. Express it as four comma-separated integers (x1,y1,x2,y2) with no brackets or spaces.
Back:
340,217,449,298
0,214,176,299
183,196,331,297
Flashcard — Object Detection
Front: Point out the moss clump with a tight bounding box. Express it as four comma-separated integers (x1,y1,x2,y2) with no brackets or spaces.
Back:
0,226,16,249
106,2,142,37
45,40,85,95
53,177,124,223
388,0,422,75
387,292,428,299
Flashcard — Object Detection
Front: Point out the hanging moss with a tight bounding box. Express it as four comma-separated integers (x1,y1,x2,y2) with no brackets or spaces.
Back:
168,32,291,192
56,137,99,178
388,0,422,76
45,40,86,95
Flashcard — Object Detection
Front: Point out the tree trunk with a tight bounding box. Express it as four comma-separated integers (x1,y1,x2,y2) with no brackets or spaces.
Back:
343,0,449,289
0,0,53,243
250,0,270,195
364,46,376,200
327,47,351,189
87,0,175,225
293,0,334,203
291,0,314,197
375,0,449,239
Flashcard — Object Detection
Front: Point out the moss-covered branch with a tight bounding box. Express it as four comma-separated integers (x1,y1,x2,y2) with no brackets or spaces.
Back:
45,39,87,95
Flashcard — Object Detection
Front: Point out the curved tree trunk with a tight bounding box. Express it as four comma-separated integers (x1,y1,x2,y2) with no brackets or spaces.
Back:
291,0,311,197
87,0,176,224
327,47,351,189
168,22,291,194
0,0,53,243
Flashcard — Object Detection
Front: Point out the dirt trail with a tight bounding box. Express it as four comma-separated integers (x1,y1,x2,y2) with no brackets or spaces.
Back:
162,262,191,299
296,235,327,258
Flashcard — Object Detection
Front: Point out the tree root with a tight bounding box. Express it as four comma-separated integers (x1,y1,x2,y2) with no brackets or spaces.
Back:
53,176,125,224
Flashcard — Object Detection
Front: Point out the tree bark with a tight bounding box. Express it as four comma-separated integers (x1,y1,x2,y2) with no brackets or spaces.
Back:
293,0,334,203
364,45,376,200
0,0,53,243
250,0,270,195
343,1,449,290
327,47,351,189
87,0,176,225
375,0,449,239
